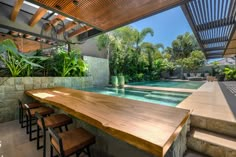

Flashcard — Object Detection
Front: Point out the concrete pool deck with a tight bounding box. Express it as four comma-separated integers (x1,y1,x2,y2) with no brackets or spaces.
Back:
177,81,236,123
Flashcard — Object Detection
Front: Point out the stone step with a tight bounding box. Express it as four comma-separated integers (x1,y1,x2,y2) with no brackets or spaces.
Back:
144,94,182,103
191,115,236,138
184,150,210,157
151,91,190,98
187,128,236,157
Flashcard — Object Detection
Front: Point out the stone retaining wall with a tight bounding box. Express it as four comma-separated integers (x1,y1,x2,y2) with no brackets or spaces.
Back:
0,77,93,123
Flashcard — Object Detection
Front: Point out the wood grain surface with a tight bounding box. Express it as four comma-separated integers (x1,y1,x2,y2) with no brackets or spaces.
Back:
25,87,190,157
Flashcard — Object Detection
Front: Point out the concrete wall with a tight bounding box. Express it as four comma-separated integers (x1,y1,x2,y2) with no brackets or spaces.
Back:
72,38,107,59
84,56,109,86
0,77,93,123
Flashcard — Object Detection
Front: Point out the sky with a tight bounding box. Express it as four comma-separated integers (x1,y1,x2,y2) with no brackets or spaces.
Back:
130,6,192,48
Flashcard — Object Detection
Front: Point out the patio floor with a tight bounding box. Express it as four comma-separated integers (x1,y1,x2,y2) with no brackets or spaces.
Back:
0,120,85,157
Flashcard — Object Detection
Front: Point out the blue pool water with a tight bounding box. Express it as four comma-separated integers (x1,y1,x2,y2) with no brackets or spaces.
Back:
128,81,204,89
81,87,191,107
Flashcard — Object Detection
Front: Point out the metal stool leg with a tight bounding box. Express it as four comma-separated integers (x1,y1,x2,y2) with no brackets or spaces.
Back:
87,147,91,157
37,125,40,149
50,145,53,157
43,128,46,157
26,115,29,134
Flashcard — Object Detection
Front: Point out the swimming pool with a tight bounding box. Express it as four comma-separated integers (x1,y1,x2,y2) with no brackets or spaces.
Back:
81,87,190,107
128,81,204,89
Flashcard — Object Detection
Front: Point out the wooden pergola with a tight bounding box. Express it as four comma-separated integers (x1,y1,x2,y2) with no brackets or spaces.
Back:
0,0,235,58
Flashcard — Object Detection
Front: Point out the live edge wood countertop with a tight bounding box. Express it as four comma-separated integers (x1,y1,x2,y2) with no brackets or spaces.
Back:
25,87,190,157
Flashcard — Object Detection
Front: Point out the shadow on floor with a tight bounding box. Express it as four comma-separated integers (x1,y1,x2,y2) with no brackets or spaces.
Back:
219,82,236,118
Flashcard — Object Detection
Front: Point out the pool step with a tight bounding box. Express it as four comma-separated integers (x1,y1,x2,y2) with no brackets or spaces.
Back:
125,89,149,95
187,128,236,157
144,94,183,103
151,91,190,98
191,115,236,138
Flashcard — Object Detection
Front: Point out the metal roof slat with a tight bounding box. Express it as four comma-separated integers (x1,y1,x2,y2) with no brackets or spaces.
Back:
190,1,201,30
228,0,235,24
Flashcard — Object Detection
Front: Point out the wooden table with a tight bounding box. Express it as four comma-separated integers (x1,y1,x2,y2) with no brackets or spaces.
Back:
25,87,190,157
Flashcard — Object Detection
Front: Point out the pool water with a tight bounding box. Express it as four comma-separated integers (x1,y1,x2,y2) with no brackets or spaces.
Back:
81,87,191,107
128,81,204,89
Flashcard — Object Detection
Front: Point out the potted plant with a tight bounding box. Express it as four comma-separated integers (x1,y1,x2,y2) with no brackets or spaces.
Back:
111,76,118,87
118,74,125,88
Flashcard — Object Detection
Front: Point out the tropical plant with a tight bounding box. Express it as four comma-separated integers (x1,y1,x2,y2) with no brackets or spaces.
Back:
167,32,200,78
224,67,236,80
182,50,205,73
0,39,43,77
151,59,168,80
170,32,200,60
211,61,222,76
53,49,88,77
141,42,164,74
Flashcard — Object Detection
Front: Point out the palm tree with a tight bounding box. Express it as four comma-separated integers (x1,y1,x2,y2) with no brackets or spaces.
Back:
134,28,154,55
141,42,164,74
170,32,200,60
169,32,200,78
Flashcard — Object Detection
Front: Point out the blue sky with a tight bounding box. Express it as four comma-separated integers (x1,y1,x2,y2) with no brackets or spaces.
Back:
130,6,192,48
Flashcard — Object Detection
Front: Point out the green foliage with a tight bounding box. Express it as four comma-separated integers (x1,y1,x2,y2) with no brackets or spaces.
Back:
211,61,222,76
0,39,87,77
0,39,43,77
96,28,203,82
182,50,205,72
224,67,236,80
168,32,200,61
53,49,88,77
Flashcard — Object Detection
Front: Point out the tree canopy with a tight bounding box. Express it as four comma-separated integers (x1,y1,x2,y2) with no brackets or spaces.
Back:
96,27,204,82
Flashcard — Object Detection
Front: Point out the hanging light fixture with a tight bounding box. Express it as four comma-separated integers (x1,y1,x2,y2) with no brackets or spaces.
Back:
73,0,79,6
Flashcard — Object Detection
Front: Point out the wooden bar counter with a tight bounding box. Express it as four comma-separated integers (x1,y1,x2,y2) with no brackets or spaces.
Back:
25,87,190,157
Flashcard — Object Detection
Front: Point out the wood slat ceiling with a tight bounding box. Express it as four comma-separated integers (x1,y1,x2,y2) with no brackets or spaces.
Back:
0,33,51,53
181,0,236,59
31,0,182,31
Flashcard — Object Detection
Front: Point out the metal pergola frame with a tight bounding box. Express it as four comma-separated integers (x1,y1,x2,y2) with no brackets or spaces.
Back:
181,0,236,59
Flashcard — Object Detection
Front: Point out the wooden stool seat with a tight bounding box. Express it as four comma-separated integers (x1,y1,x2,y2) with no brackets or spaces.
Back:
37,114,72,129
36,113,73,157
27,106,54,117
23,102,42,109
18,99,42,128
51,128,95,156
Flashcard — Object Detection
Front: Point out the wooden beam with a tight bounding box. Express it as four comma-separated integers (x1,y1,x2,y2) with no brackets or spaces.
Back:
57,21,77,34
68,26,93,38
44,14,66,31
29,7,47,27
10,0,24,21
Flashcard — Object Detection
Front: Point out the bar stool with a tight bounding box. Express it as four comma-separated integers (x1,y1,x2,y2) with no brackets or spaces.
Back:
48,127,95,157
24,104,54,141
18,99,42,128
35,112,73,157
